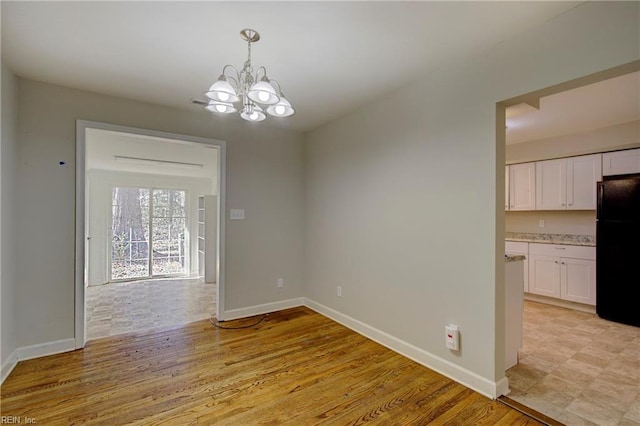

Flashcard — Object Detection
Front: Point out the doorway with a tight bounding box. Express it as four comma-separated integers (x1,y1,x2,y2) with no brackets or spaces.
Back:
498,62,639,424
75,121,227,346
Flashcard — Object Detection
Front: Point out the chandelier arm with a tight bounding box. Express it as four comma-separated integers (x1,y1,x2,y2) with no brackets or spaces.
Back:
255,66,268,81
222,65,241,82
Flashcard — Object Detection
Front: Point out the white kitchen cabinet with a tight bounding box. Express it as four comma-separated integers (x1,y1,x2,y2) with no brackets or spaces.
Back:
567,154,602,210
602,148,640,176
505,241,528,292
536,158,566,210
528,243,596,305
509,163,536,211
561,257,596,305
535,154,601,210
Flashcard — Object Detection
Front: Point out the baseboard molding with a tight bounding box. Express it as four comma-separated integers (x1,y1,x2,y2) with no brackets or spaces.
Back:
496,376,510,397
524,293,596,314
1,338,76,385
222,298,305,321
16,338,76,362
303,298,505,399
1,349,19,384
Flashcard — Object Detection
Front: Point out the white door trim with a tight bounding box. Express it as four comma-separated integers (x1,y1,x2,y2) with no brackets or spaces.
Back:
75,120,227,349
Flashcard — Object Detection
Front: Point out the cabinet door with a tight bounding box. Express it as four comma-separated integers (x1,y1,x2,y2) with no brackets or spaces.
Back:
536,159,566,210
509,163,536,211
602,148,640,176
561,258,596,305
528,254,560,298
505,166,510,211
567,154,602,210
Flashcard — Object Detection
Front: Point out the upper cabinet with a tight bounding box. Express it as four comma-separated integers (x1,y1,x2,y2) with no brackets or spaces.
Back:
508,163,536,211
567,154,602,209
535,154,602,210
602,148,640,176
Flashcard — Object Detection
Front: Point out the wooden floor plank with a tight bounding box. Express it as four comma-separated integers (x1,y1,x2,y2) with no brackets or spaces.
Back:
1,307,541,425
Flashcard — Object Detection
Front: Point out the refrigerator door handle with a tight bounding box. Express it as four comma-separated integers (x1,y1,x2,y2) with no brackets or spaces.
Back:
597,183,604,220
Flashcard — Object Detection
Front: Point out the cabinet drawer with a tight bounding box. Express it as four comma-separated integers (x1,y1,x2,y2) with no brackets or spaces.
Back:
506,241,528,253
529,243,595,260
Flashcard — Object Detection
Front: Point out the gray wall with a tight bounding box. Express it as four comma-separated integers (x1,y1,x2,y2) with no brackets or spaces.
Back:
1,62,18,368
14,79,305,347
304,1,639,388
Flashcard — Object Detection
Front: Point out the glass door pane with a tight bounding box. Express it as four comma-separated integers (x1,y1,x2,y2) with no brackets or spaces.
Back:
111,187,150,280
151,189,186,276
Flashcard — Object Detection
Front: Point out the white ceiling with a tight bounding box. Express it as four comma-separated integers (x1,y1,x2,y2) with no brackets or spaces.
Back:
506,71,640,145
2,1,582,132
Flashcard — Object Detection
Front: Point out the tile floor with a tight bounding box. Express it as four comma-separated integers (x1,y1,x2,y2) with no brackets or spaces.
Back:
86,278,216,340
507,300,640,426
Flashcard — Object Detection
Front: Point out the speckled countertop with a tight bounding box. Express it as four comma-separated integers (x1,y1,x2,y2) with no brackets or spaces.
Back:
505,232,595,247
505,254,526,262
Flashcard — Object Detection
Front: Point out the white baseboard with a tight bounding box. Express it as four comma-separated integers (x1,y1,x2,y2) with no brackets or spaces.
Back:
525,293,596,314
303,298,505,399
1,349,19,384
1,338,76,385
17,338,76,361
496,376,510,397
221,297,305,321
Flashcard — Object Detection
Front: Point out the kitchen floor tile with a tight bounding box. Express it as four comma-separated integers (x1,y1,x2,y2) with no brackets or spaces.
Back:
506,300,639,426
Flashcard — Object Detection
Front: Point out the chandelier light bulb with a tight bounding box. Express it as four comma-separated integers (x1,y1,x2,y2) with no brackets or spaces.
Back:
218,92,230,102
275,105,286,115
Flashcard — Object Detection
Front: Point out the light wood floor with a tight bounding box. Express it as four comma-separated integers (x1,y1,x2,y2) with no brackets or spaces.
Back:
1,307,540,425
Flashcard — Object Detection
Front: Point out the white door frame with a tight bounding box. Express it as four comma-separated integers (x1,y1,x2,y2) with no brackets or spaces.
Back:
75,120,227,349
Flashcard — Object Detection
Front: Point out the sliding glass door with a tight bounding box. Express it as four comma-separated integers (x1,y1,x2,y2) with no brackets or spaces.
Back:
111,187,187,281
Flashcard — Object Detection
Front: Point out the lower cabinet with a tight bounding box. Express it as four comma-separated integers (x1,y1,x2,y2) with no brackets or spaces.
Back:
528,243,596,305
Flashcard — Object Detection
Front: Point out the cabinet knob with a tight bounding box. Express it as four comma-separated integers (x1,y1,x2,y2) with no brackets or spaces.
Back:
555,261,559,264
561,262,565,265
569,203,573,206
561,203,565,206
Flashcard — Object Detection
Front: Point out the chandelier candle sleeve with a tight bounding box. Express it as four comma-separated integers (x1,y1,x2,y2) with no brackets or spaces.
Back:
204,29,294,121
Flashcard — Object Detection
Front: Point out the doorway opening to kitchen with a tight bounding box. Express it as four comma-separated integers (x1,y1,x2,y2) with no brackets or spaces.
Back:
76,122,226,344
497,61,639,424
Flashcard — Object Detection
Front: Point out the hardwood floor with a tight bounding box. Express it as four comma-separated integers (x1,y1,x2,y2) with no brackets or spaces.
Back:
1,307,541,425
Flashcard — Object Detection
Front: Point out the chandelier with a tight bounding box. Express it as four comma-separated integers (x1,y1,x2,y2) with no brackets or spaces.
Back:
199,29,294,122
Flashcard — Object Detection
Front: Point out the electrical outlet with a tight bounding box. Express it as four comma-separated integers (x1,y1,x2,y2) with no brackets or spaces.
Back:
446,324,459,351
277,278,284,288
538,220,545,228
337,286,342,298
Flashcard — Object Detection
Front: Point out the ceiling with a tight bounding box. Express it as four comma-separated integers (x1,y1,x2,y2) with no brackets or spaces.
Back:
2,1,582,132
506,71,640,145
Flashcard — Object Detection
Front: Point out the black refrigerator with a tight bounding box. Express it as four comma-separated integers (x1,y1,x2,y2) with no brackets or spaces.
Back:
596,173,640,327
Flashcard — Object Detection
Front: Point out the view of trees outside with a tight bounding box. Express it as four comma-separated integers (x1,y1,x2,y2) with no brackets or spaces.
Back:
111,187,187,280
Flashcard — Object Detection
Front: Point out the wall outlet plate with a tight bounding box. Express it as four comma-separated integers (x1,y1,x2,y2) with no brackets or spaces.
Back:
277,278,284,288
230,209,245,220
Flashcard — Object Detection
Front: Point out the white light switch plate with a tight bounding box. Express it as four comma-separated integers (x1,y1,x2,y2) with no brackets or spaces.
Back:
230,209,245,220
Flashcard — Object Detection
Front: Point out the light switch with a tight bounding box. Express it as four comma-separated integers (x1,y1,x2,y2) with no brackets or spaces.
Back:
230,209,245,220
